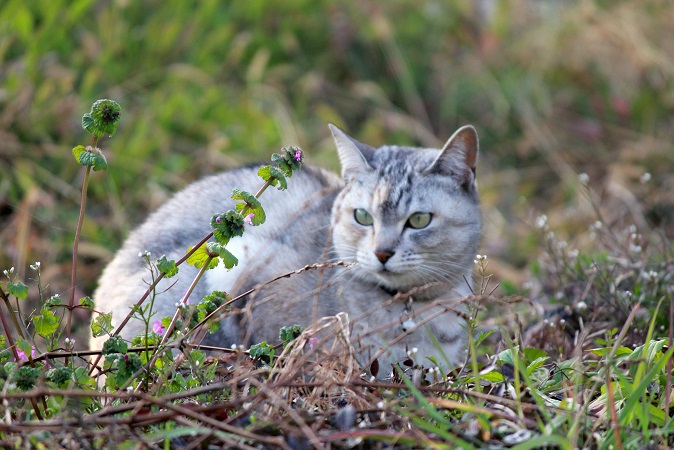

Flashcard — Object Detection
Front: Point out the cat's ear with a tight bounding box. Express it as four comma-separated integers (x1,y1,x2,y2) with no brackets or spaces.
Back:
328,124,376,178
424,125,479,182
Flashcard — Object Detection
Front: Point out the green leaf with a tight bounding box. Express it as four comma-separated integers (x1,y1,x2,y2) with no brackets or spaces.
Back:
249,341,274,359
258,165,287,190
7,281,28,299
16,366,41,391
157,255,178,278
271,146,303,177
82,99,121,137
526,356,549,376
523,347,547,364
279,325,303,345
210,210,245,245
231,189,266,225
78,296,94,309
45,366,73,386
206,242,238,269
16,339,33,359
113,352,142,385
102,336,128,355
186,244,219,270
91,312,113,338
72,145,108,171
45,294,63,308
34,309,60,338
81,114,95,135
231,189,261,208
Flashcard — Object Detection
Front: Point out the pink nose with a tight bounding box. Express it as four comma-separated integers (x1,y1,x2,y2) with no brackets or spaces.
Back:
375,250,394,264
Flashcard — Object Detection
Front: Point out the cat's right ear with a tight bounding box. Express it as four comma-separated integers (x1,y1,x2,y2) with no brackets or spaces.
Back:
328,124,375,179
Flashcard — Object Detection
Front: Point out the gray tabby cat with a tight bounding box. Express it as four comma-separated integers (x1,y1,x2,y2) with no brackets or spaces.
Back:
91,124,481,369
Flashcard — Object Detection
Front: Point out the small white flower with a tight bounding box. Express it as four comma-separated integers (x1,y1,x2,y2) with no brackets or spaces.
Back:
568,249,579,259
578,173,590,184
628,224,637,233
376,401,384,409
639,172,651,184
576,301,587,312
535,214,548,230
242,402,252,411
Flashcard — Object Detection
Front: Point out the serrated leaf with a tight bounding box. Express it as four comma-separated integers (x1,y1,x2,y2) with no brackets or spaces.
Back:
249,341,274,358
91,312,113,337
90,151,108,171
102,336,128,355
186,244,219,270
81,114,96,135
78,296,94,309
258,165,288,190
45,295,62,308
83,99,121,137
279,325,303,344
157,255,178,278
235,202,266,226
72,146,108,171
206,242,238,269
231,189,261,209
7,281,28,299
16,339,33,358
34,309,60,338
210,211,245,245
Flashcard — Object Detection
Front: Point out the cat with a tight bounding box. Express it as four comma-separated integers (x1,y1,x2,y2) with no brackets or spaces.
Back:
90,124,481,370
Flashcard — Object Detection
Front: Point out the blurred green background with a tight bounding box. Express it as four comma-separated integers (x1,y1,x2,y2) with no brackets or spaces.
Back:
0,0,672,329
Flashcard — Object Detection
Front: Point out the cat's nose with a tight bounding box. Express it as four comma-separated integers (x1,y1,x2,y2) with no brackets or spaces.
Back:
374,250,395,264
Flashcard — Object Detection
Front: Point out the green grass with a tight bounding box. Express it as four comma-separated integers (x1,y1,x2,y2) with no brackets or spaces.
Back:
0,0,673,447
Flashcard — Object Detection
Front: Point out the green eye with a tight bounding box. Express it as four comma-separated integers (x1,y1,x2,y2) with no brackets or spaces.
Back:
407,212,432,229
354,208,374,226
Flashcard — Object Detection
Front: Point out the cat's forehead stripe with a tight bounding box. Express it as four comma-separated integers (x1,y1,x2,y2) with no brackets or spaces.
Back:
376,157,414,219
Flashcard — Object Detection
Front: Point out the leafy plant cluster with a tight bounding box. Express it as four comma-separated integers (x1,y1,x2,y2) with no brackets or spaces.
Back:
0,101,672,448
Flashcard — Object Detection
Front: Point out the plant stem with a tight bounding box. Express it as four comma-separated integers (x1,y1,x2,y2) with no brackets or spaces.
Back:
0,289,27,340
66,163,92,342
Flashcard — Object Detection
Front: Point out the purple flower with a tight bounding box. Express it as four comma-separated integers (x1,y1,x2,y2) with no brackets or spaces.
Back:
243,213,255,225
293,149,302,162
216,216,222,223
153,320,166,336
16,346,37,361
308,337,319,349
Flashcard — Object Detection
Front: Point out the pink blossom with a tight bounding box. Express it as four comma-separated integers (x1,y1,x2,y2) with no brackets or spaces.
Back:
308,337,319,349
293,149,303,162
16,346,37,361
153,320,166,336
243,213,255,225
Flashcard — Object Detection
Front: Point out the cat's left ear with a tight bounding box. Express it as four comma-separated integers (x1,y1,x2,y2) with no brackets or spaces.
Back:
328,124,376,179
424,125,479,182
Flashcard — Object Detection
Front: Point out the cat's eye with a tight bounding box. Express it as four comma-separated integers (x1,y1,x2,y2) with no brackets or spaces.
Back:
354,208,374,226
406,212,432,229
